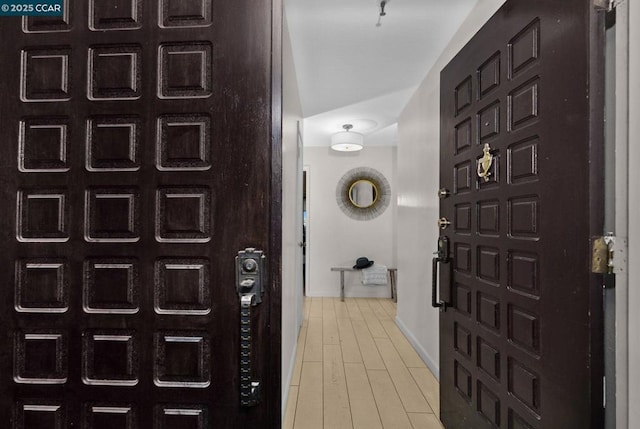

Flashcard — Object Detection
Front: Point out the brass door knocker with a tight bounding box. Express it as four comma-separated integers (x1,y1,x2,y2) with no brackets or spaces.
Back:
477,143,494,182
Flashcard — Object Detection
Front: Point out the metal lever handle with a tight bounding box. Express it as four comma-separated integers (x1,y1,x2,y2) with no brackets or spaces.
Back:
236,248,266,407
432,237,450,311
240,294,261,407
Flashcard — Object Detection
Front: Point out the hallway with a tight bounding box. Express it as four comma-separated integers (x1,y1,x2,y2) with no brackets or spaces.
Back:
284,298,443,429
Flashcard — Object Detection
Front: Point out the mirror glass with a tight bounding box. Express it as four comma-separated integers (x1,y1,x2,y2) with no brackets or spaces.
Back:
348,179,378,208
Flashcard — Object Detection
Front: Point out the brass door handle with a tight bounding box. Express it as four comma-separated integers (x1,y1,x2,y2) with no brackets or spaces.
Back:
477,143,494,182
438,217,451,230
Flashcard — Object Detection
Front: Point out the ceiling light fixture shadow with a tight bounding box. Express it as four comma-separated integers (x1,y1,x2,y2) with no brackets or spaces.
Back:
331,124,364,152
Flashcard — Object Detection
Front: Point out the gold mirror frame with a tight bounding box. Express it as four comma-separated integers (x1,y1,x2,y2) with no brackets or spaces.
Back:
348,179,379,208
336,167,391,220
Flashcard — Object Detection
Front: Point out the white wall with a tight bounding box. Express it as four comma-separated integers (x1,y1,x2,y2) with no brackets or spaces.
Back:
305,146,396,298
627,1,640,426
281,11,304,417
395,0,506,377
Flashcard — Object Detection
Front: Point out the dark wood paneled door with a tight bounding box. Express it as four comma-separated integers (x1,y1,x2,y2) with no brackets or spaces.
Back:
0,0,282,427
438,0,605,428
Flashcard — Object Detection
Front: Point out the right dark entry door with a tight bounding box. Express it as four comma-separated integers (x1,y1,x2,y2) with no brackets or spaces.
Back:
439,0,605,428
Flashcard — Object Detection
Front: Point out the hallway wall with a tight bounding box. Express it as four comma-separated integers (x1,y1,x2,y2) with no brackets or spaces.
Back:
304,146,397,298
395,0,506,376
627,1,640,426
282,12,304,416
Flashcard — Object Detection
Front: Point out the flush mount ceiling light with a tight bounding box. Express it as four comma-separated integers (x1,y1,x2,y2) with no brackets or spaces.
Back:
331,124,364,152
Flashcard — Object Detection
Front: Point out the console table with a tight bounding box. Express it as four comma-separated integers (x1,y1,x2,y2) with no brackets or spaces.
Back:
330,267,397,302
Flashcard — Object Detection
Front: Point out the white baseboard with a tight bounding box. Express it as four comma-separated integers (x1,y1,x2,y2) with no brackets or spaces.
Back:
395,315,440,380
282,325,300,420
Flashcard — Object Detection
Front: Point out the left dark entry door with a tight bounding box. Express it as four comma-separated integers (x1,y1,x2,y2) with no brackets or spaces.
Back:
0,1,282,427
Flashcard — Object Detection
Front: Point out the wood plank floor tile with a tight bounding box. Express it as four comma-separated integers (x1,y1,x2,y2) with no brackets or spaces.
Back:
358,300,388,339
379,299,397,318
366,298,391,320
292,325,308,385
345,363,383,429
351,319,385,370
375,338,430,413
323,313,340,345
337,318,363,363
408,413,443,429
380,319,426,368
284,385,299,429
334,298,350,319
345,299,364,320
310,297,323,318
294,362,323,429
323,345,352,429
409,367,440,418
367,369,414,429
303,316,323,362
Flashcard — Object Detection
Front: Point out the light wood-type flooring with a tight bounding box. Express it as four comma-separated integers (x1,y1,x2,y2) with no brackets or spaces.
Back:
284,297,443,429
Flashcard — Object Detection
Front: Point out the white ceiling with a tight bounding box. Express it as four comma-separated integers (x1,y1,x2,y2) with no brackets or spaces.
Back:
284,0,478,147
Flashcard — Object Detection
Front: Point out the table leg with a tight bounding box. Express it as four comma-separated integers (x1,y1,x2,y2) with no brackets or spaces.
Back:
390,270,397,303
340,271,345,302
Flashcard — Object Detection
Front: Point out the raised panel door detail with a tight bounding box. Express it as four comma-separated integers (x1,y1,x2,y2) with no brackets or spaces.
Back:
154,258,211,315
508,304,540,357
14,332,67,384
508,357,540,415
477,246,500,284
454,76,472,115
508,137,539,184
454,283,472,316
84,259,139,314
508,196,540,239
158,43,212,99
454,243,471,274
454,203,471,233
17,189,68,242
15,259,68,313
508,78,539,131
477,292,500,332
22,0,71,33
82,331,138,386
477,337,500,381
508,251,540,298
154,333,210,388
83,404,136,429
155,405,209,429
508,19,540,78
15,402,64,429
89,0,142,31
85,188,140,242
508,409,535,429
454,118,472,154
454,161,472,194
478,200,500,236
155,187,211,242
477,381,501,426
477,101,500,143
20,47,71,102
454,360,472,402
88,45,142,100
156,114,211,171
478,52,500,99
86,116,140,171
454,322,471,359
159,0,213,28
19,117,70,172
